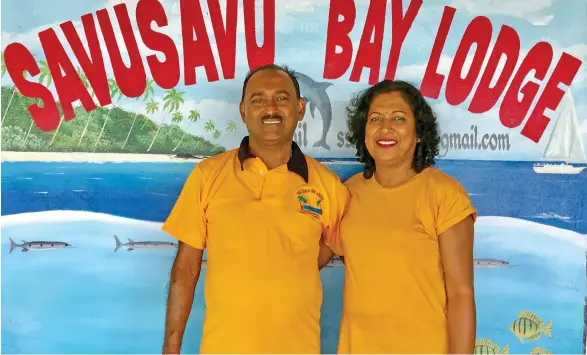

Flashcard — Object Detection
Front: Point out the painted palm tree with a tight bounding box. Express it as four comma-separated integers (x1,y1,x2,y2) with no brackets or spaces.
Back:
226,120,237,133
22,59,51,146
172,108,200,152
140,79,156,130
73,70,99,147
2,54,41,127
169,111,184,147
1,50,6,78
297,195,308,208
92,78,122,152
204,119,215,133
122,78,155,150
171,111,183,126
48,67,92,147
147,88,184,152
145,99,159,119
78,77,119,147
213,129,221,140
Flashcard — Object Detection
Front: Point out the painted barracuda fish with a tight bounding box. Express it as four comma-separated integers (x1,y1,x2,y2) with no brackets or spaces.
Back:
9,237,73,253
113,234,178,252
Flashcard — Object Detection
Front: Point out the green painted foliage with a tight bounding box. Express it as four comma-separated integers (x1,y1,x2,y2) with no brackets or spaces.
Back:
0,86,226,156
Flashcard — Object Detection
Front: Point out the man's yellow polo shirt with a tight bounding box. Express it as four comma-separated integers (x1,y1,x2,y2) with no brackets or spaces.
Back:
162,136,350,354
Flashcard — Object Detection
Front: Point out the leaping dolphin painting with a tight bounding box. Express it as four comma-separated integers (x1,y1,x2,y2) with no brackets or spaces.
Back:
293,71,334,150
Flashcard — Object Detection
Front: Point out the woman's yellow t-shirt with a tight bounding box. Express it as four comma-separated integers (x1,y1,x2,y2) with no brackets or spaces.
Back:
334,167,477,354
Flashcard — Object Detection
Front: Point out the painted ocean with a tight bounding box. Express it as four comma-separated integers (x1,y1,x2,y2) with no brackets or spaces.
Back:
1,159,586,354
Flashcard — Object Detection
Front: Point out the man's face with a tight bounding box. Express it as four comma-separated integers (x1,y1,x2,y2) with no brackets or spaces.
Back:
240,69,305,146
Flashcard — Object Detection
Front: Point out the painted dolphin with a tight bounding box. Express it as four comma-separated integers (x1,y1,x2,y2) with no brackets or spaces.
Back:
293,71,334,150
8,237,73,253
113,234,178,252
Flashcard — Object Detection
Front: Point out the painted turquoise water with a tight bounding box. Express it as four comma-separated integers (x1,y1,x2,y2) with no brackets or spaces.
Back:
2,160,586,354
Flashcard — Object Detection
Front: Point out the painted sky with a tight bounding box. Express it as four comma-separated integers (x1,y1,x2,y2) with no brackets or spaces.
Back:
1,0,586,160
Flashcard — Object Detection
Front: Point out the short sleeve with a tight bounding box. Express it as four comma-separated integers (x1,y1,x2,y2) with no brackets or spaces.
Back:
434,176,477,236
161,165,208,249
323,178,350,256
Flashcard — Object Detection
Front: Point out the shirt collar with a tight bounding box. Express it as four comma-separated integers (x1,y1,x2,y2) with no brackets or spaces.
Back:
237,136,309,183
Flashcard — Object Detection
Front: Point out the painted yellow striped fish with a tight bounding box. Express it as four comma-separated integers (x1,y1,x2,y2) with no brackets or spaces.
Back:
508,311,553,343
531,347,552,355
474,339,509,354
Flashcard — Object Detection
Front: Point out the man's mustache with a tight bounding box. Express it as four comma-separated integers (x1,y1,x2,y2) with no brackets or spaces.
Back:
261,114,283,120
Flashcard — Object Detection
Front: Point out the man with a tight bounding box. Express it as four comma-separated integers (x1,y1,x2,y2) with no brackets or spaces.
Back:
161,64,349,354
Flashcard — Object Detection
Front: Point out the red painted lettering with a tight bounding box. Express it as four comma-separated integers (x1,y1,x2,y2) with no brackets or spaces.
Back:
420,6,456,99
207,0,238,79
39,28,96,121
349,0,386,84
323,0,356,79
3,42,60,131
521,52,582,142
180,0,219,84
499,42,553,129
61,14,111,106
384,0,422,81
136,0,180,89
468,25,520,114
97,4,147,98
445,16,492,106
243,0,275,69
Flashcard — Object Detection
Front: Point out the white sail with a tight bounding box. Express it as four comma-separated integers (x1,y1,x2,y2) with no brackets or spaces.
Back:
541,88,587,164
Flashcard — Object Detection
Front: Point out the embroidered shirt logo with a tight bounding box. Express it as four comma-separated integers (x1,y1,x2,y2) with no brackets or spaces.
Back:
296,187,324,219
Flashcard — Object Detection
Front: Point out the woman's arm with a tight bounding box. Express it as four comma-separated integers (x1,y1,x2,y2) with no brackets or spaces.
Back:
439,214,476,354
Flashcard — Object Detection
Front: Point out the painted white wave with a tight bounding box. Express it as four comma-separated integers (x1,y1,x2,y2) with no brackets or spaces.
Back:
1,210,162,229
476,216,587,249
2,210,586,250
1,151,205,163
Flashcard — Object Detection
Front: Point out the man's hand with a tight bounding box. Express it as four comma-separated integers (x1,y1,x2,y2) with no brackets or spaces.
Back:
162,242,204,354
318,235,335,269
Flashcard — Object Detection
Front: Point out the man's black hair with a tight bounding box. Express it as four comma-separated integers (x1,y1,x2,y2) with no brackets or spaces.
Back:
240,64,301,101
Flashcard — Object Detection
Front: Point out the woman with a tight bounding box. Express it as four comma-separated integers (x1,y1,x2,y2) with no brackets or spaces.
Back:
330,80,477,354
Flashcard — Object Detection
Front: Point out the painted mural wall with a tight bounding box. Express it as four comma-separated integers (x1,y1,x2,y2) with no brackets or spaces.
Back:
1,0,587,353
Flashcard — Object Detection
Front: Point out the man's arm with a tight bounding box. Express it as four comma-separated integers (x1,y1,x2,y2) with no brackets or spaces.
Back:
163,242,204,354
318,235,334,269
439,215,476,354
321,179,351,264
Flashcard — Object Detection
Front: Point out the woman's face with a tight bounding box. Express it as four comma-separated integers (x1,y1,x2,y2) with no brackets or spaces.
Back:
364,91,418,168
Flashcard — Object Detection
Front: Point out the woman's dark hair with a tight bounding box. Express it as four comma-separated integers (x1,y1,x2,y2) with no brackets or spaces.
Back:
346,80,440,179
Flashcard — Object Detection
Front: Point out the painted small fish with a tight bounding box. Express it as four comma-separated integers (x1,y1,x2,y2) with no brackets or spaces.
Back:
8,237,73,253
474,259,510,268
474,339,509,354
325,256,344,268
531,347,552,355
113,234,177,252
509,311,552,343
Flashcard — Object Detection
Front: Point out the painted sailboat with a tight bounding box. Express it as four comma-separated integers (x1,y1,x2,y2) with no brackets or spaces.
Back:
533,89,587,174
